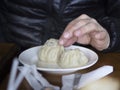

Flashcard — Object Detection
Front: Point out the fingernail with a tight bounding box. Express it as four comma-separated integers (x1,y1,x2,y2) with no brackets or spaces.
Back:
59,39,64,45
63,32,70,39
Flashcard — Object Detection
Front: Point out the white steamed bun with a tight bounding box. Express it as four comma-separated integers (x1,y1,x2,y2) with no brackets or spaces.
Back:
58,49,88,68
38,38,64,65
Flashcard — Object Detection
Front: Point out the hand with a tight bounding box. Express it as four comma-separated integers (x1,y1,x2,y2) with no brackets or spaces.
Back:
59,14,110,51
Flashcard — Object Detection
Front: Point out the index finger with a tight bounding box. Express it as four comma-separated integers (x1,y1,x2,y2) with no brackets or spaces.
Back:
59,16,91,45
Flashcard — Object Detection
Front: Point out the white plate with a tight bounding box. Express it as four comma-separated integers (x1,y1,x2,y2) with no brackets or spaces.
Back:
18,45,98,74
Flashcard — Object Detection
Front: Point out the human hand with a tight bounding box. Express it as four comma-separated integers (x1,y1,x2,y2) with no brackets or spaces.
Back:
59,14,110,51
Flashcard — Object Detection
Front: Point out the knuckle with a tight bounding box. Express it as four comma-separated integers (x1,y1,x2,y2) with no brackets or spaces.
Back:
88,22,97,29
91,18,97,23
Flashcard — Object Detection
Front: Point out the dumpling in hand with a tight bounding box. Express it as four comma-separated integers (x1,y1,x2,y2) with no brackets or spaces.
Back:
58,49,88,68
38,38,64,65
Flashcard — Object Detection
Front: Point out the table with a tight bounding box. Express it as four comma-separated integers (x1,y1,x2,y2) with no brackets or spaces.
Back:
0,43,120,89
0,43,20,83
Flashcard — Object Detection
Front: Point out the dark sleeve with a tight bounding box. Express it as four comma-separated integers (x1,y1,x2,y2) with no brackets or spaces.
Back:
0,1,6,42
98,0,120,52
1,0,51,49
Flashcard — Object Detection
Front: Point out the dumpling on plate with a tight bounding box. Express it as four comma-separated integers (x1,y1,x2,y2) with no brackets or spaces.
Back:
58,49,88,68
38,38,64,65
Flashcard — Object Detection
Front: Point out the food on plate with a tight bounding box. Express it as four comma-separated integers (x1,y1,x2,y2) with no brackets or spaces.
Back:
38,38,64,65
38,38,88,68
58,49,88,68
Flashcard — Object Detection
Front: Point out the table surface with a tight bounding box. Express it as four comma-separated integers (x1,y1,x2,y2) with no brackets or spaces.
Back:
0,43,20,83
0,43,120,90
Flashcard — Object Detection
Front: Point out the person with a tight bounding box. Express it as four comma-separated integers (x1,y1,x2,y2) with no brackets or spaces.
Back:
0,0,120,52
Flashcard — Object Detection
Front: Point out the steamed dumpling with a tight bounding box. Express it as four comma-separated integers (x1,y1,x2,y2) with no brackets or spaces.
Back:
38,38,64,65
58,49,88,68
